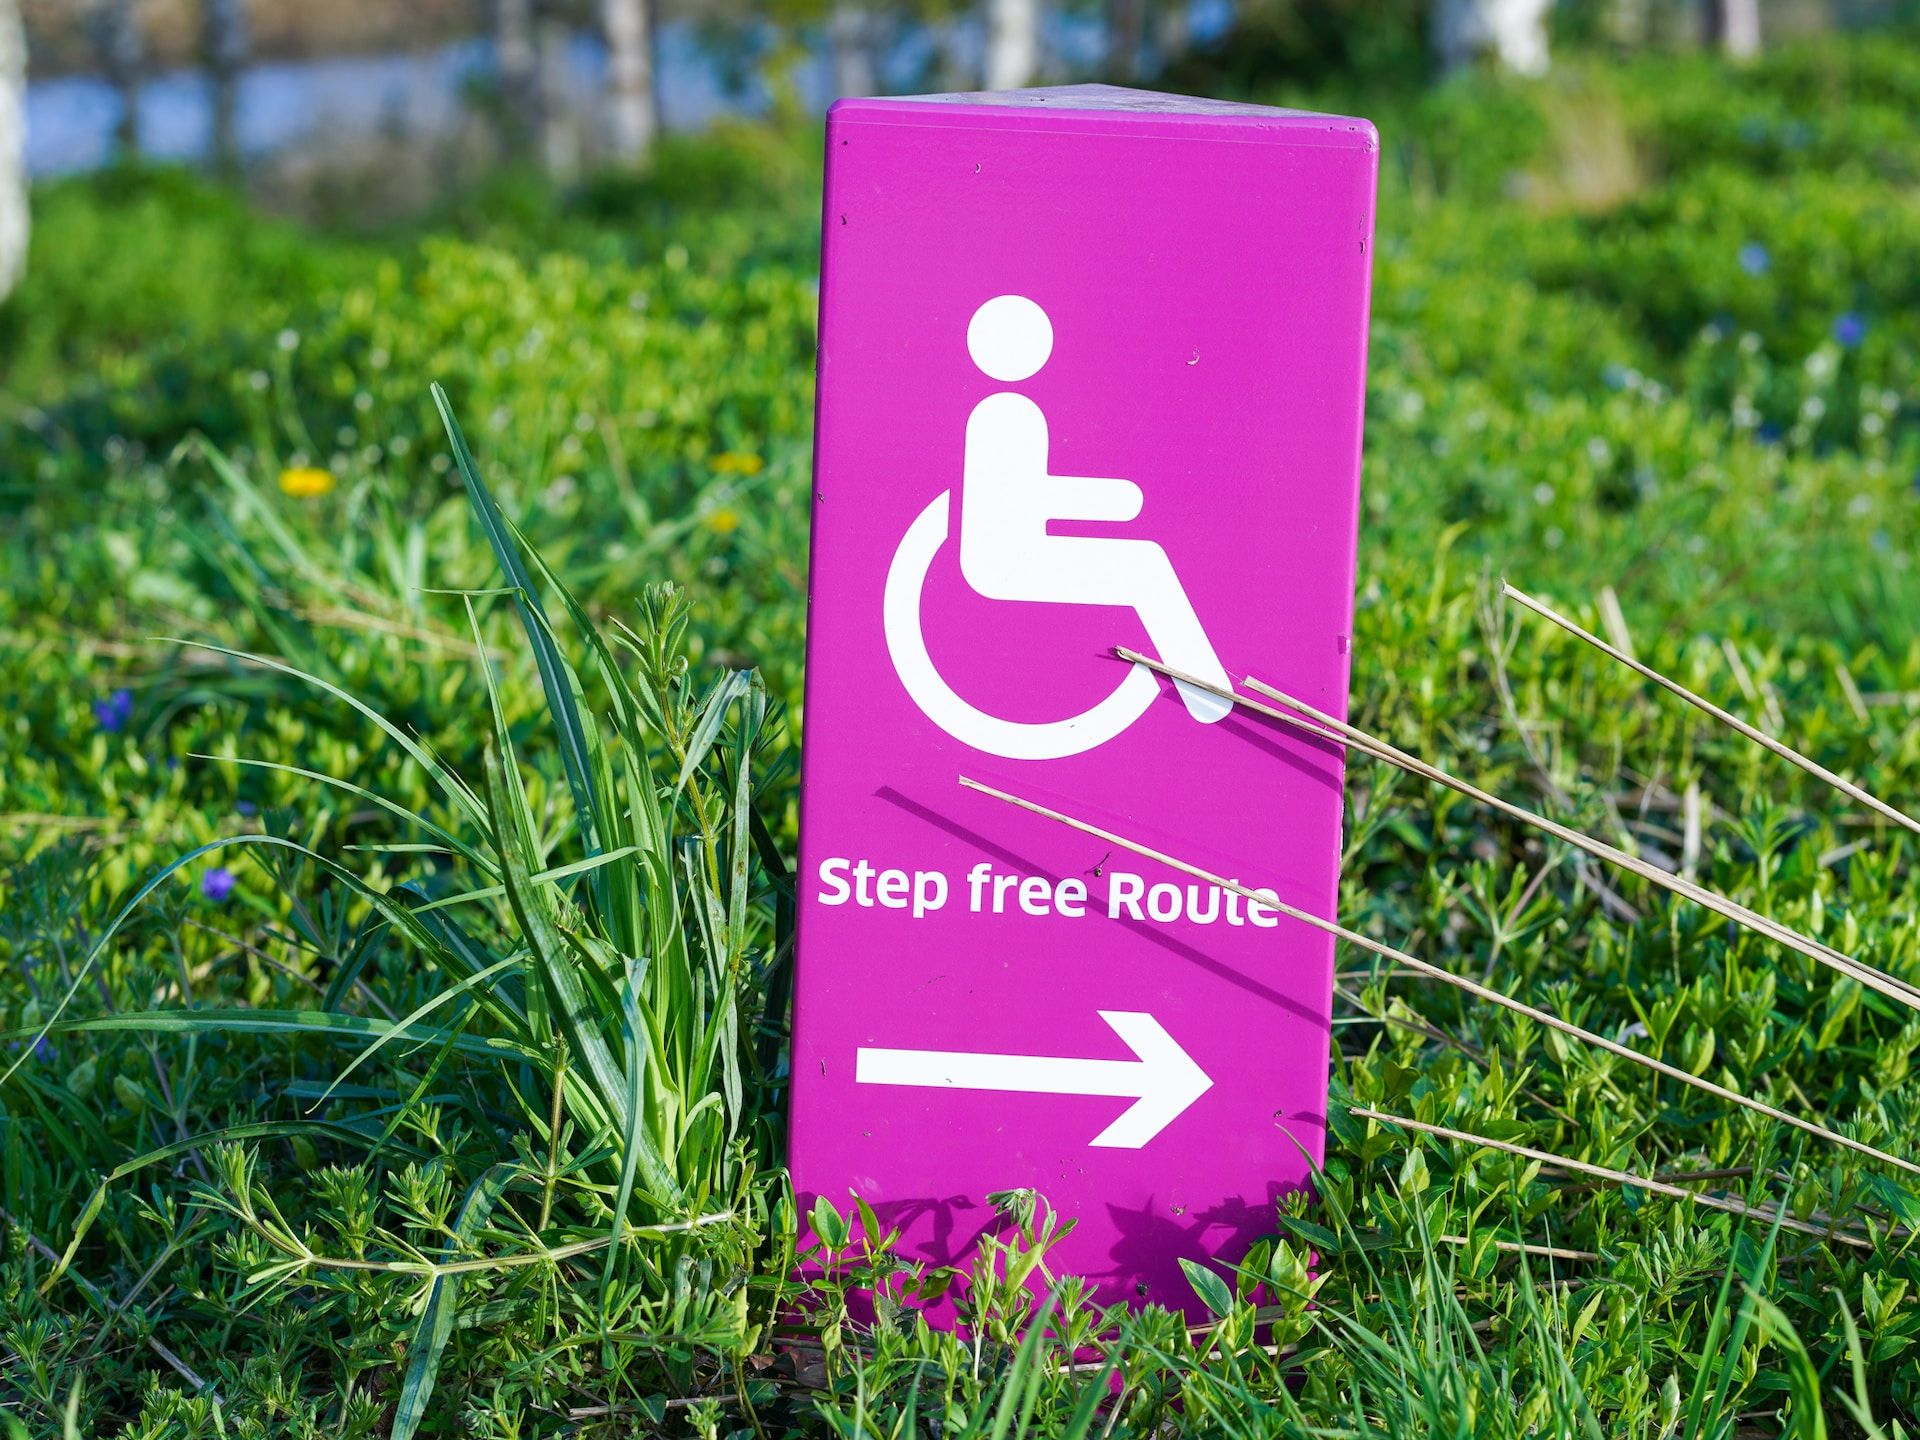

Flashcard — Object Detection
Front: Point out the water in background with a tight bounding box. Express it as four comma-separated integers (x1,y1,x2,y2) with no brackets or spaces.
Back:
26,3,1233,177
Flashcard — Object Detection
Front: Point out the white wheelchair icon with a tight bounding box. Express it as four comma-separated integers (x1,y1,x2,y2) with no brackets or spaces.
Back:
882,295,1233,761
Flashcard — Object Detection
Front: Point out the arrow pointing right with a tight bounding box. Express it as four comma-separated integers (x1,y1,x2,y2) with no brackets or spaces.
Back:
854,1010,1213,1148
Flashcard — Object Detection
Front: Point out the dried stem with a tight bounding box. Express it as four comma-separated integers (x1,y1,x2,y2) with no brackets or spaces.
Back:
1436,1233,1601,1262
1502,583,1920,837
1351,1107,1872,1249
956,776,1920,1181
1229,664,1920,1009
1114,646,1920,1013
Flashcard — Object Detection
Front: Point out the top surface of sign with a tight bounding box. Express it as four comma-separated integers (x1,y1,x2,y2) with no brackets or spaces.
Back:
879,81,1349,122
792,88,1377,1317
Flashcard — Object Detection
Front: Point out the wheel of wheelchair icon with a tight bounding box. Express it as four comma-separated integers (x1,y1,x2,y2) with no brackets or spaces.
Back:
881,489,1161,761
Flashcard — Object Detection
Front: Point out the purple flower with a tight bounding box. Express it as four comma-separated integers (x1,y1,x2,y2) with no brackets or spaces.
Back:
1834,312,1867,348
93,689,134,733
201,866,238,903
236,800,257,816
1738,242,1771,277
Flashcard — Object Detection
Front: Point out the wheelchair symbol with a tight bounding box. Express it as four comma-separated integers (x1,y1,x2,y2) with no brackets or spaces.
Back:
881,296,1232,761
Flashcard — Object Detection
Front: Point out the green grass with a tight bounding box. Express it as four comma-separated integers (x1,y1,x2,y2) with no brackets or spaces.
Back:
5,31,1920,1437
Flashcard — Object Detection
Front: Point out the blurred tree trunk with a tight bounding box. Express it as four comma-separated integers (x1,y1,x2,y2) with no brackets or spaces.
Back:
1431,0,1551,75
494,0,538,156
0,0,25,304
92,0,145,156
601,0,658,162
1151,0,1190,76
536,10,578,176
1605,0,1649,44
984,0,1039,90
933,17,970,90
1705,0,1761,58
830,3,875,97
201,0,248,178
1107,0,1146,80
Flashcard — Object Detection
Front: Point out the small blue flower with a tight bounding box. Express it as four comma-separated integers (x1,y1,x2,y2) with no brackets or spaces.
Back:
236,800,257,816
93,688,133,733
201,866,238,903
1834,312,1867,349
1757,422,1784,446
1738,242,1771,277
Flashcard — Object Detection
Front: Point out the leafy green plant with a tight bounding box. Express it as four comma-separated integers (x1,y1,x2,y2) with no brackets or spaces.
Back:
6,392,798,1434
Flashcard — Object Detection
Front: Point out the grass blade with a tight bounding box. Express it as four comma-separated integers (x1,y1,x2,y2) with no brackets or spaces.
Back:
433,384,606,875
484,746,632,1144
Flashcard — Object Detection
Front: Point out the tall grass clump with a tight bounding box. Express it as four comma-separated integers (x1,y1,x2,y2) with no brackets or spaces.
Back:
6,389,795,1433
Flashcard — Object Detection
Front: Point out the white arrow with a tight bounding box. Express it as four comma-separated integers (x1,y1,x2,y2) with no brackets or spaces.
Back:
854,1011,1212,1148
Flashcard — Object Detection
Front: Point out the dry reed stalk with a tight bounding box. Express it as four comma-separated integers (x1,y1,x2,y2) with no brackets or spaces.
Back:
1112,646,1920,1013
1437,1233,1602,1262
1350,1107,1872,1249
957,777,1920,1181
1227,664,1920,1009
1502,583,1920,837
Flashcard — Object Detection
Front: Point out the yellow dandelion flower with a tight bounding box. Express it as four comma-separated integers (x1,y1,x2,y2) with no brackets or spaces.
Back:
706,507,741,535
711,451,765,477
278,466,336,498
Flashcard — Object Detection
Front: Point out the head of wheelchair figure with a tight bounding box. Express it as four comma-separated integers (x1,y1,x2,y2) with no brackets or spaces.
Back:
968,295,1054,384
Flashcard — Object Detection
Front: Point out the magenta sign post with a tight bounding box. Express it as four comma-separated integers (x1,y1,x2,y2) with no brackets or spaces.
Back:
792,85,1377,1317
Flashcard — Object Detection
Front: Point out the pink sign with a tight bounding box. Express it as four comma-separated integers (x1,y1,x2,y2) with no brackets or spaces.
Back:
792,85,1377,1318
